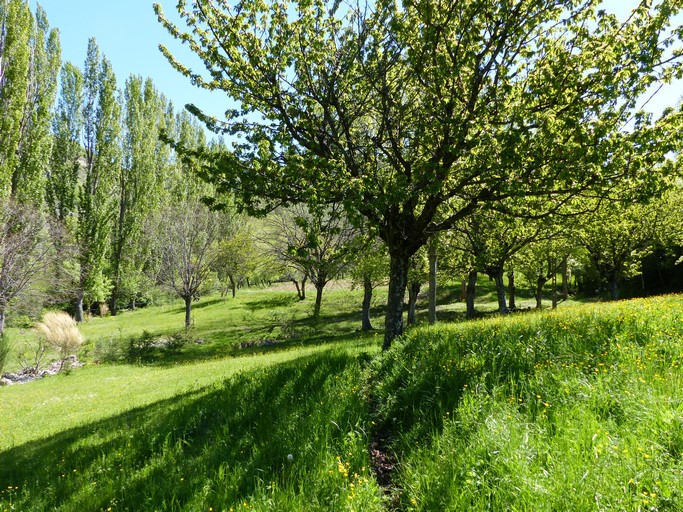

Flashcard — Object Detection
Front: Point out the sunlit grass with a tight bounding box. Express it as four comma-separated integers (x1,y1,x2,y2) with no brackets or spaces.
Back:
3,282,682,510
371,296,683,510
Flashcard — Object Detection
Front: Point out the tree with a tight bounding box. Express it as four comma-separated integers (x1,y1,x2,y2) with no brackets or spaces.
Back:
212,222,258,298
75,40,121,321
12,5,60,204
262,203,360,318
154,200,223,329
46,62,84,222
515,235,576,309
157,0,683,348
576,200,657,300
350,239,389,331
427,236,438,325
0,199,54,336
0,0,31,197
110,75,164,314
449,209,552,314
407,248,429,326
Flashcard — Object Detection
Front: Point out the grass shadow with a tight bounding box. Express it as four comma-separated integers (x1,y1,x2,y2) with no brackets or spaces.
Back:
170,297,226,314
0,350,372,511
244,294,299,312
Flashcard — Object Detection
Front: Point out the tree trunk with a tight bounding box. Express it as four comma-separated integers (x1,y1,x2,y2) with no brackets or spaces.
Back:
75,293,84,323
0,308,5,337
552,270,558,309
383,252,410,350
407,281,421,326
110,295,119,316
608,273,619,301
361,276,373,331
466,270,477,319
507,270,516,310
313,281,325,318
184,295,192,330
428,238,437,325
561,256,569,300
491,269,509,315
229,274,236,298
292,277,307,301
536,277,544,309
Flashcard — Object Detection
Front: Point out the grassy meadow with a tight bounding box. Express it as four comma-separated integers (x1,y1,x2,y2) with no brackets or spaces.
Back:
1,281,683,511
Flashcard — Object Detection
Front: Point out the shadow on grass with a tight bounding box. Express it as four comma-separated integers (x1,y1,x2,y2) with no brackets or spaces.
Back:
170,297,227,314
0,350,370,512
244,294,299,312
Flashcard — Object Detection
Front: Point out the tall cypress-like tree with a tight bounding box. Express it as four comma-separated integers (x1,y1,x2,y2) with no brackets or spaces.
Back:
110,75,163,314
75,40,120,321
46,62,84,222
0,0,31,197
12,5,60,203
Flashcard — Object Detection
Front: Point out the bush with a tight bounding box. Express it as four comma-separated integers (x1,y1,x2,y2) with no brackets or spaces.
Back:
35,312,84,364
127,330,156,362
166,331,189,351
93,332,125,363
0,333,10,375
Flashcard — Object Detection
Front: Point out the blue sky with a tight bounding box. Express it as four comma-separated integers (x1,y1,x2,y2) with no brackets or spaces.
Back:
30,0,222,117
30,0,683,123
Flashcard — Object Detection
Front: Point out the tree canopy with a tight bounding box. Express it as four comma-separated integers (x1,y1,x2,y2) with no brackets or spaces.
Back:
156,0,683,347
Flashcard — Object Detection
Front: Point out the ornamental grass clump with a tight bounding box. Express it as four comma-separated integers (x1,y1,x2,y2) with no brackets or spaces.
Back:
36,312,84,366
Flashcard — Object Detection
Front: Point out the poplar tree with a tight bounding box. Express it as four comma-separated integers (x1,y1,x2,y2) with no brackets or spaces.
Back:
12,5,60,203
0,0,31,197
75,40,120,321
156,0,683,348
46,62,84,222
110,75,163,314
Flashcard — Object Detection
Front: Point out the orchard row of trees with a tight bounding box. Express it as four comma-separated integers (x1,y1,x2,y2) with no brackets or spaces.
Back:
2,0,683,344
156,0,683,348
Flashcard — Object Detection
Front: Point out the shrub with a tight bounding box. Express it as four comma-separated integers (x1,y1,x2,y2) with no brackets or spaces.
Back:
0,333,10,375
127,330,156,362
35,312,84,364
93,332,125,363
166,331,189,351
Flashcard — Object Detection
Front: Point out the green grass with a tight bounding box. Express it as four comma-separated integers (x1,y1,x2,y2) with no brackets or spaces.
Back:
3,283,385,372
0,340,376,451
370,295,683,510
2,282,683,511
0,349,384,511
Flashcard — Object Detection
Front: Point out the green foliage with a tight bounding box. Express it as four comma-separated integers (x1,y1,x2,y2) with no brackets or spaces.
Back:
12,4,61,204
0,332,10,375
157,0,683,346
0,0,32,197
110,75,167,312
46,62,84,221
75,39,121,319
576,199,660,299
125,329,156,363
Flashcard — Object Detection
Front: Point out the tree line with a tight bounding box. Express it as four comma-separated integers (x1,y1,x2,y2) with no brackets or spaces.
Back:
156,0,683,348
0,1,232,334
1,0,683,343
